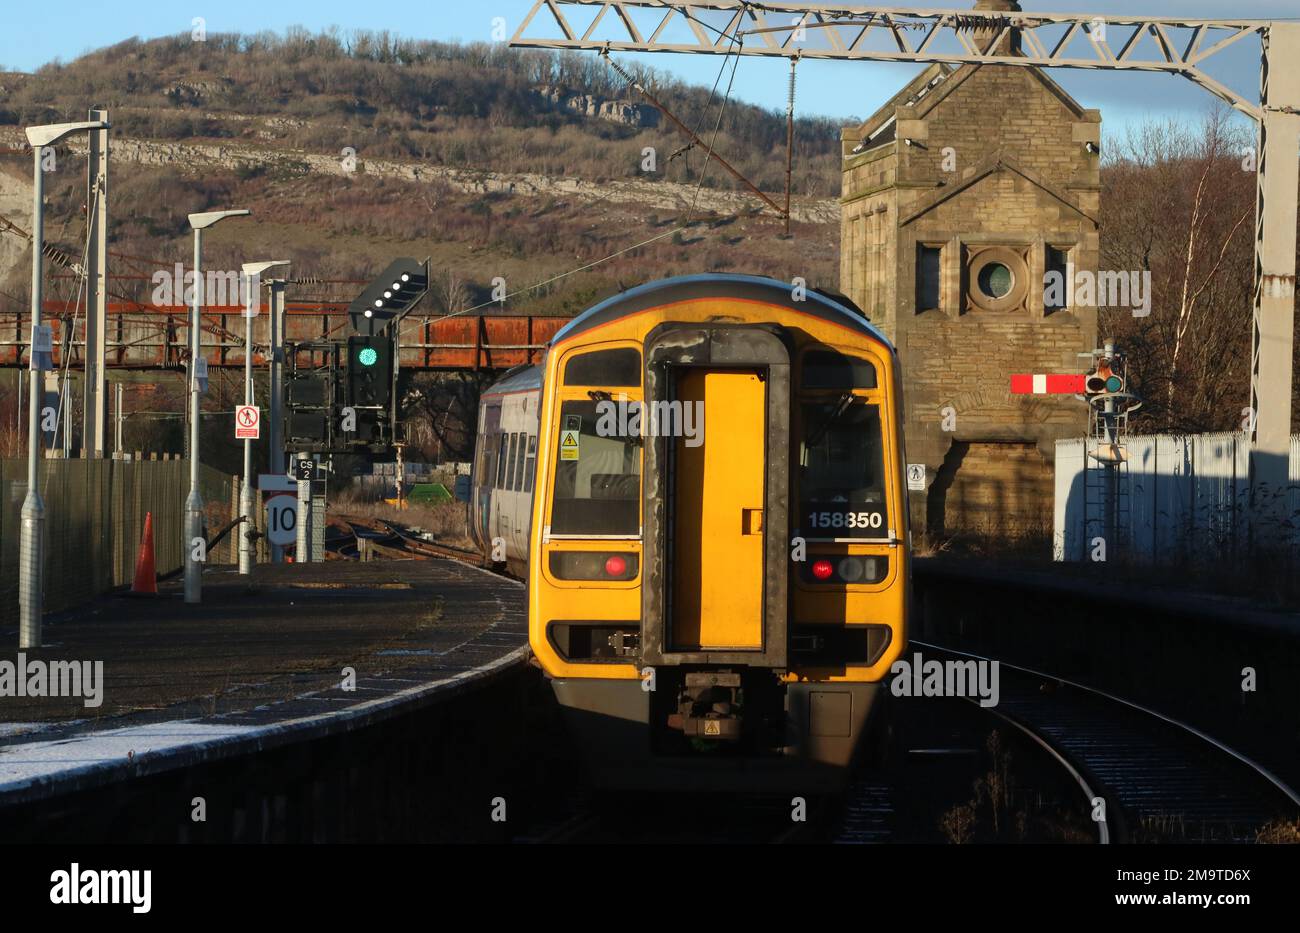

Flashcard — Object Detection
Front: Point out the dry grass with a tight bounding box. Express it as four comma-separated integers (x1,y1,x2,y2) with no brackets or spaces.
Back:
1256,817,1300,844
939,730,1094,844
331,487,473,549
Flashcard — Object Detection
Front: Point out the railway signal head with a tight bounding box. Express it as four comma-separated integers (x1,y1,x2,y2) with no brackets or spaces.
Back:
348,258,429,336
1086,358,1123,394
347,334,394,408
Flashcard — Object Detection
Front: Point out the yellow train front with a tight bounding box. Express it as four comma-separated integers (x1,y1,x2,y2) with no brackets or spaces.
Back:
529,274,908,791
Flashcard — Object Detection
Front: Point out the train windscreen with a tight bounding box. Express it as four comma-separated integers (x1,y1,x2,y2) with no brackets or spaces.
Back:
798,400,888,536
549,399,641,535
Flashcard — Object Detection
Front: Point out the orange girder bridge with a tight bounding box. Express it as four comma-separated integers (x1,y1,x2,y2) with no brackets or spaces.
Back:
0,302,567,372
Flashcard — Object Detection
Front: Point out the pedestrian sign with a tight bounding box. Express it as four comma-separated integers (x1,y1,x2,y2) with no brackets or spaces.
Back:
235,405,260,440
559,429,580,461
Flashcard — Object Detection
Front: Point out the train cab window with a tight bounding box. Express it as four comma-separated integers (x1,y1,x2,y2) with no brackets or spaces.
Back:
798,400,888,536
802,350,877,390
523,436,537,493
550,400,640,535
563,348,641,387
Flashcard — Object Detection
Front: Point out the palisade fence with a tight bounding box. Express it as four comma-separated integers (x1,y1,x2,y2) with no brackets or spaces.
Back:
0,457,238,626
1054,433,1300,564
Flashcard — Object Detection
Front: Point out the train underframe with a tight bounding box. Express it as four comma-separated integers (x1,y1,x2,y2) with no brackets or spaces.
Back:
551,673,881,792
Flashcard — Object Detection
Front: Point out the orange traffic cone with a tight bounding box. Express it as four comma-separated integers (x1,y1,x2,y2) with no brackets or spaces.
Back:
131,512,158,596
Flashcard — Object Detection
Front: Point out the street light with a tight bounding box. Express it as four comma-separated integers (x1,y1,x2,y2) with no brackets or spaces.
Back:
20,119,109,649
185,209,250,604
238,260,289,575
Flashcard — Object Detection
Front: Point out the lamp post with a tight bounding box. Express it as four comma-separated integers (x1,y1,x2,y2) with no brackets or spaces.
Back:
267,275,288,562
185,209,250,604
239,261,289,575
20,119,109,649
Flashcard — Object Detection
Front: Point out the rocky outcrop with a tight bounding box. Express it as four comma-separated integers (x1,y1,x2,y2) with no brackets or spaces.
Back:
532,86,660,128
0,127,838,224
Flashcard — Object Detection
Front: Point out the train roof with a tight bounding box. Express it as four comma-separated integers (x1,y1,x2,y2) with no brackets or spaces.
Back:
482,364,543,398
550,273,893,351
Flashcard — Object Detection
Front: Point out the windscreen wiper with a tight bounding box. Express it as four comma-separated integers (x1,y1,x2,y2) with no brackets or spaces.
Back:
806,393,855,448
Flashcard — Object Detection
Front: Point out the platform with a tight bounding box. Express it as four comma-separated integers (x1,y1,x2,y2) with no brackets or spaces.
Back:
0,559,528,807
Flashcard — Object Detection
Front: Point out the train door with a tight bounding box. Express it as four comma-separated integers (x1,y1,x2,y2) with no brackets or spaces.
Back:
478,403,501,548
671,369,766,651
641,324,789,670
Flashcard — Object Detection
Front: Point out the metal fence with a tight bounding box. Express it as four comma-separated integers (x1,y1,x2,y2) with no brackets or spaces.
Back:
0,457,236,626
1054,433,1300,563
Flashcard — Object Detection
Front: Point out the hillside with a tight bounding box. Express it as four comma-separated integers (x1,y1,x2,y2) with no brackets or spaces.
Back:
0,30,845,319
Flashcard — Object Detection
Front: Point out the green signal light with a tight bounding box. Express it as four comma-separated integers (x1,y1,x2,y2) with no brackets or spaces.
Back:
358,346,378,367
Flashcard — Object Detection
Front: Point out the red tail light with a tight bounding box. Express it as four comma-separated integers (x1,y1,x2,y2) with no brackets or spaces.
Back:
604,555,628,577
811,560,834,580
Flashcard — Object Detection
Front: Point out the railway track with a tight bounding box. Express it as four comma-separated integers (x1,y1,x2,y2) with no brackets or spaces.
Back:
328,514,485,564
323,516,1297,844
914,640,1300,844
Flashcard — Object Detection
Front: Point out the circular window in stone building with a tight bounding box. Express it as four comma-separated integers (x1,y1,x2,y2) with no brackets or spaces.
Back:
978,262,1013,299
966,247,1029,312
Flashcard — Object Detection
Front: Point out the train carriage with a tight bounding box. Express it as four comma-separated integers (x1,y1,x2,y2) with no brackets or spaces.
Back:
472,273,909,791
468,365,541,578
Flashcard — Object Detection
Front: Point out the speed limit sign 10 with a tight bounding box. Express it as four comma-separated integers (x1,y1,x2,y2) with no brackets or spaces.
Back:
265,493,298,547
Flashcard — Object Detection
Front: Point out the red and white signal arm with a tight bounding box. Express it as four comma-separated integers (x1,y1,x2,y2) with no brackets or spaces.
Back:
235,405,260,439
1010,374,1085,395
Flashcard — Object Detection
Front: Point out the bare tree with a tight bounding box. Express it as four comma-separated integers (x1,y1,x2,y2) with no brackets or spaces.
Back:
433,268,471,316
1100,109,1261,434
402,371,493,463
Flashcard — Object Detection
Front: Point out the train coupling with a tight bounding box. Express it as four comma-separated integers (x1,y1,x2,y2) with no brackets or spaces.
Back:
666,671,743,741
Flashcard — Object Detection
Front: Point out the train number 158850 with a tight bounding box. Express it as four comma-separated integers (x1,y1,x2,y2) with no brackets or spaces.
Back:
806,509,884,531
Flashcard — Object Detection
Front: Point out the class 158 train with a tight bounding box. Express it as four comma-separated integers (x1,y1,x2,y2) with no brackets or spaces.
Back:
469,273,908,791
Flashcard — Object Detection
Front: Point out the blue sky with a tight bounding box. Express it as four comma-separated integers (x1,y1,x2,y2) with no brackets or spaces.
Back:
3,1,1296,138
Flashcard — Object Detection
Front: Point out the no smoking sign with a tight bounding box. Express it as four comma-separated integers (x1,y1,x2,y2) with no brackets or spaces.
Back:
235,405,260,440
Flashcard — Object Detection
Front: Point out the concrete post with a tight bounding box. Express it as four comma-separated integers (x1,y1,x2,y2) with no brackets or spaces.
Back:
295,452,311,563
19,144,46,648
1248,23,1300,544
239,285,254,575
83,109,108,457
184,227,204,603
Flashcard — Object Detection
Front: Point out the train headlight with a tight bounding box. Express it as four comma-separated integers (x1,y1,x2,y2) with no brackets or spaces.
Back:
837,557,864,582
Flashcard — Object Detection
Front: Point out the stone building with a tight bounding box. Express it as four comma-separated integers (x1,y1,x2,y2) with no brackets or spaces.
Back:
839,0,1100,542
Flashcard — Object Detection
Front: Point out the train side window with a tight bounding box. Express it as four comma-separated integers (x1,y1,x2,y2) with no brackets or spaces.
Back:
802,350,877,390
514,432,528,490
508,433,521,491
496,431,510,489
563,348,641,387
550,400,640,535
524,435,537,493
